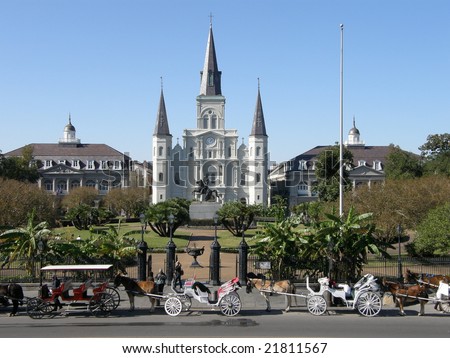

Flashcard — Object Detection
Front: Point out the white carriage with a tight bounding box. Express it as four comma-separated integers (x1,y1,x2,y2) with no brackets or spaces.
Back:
164,277,242,317
306,273,383,317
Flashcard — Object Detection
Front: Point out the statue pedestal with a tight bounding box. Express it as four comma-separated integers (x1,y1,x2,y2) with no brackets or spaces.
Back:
189,202,222,220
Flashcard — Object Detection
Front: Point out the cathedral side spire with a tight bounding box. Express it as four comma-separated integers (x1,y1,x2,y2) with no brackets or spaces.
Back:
199,23,222,96
154,87,171,136
250,82,267,136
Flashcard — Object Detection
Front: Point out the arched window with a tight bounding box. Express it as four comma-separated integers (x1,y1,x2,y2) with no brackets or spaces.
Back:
159,172,164,182
211,115,217,129
256,146,261,157
158,146,163,156
86,180,96,188
203,115,208,129
44,180,53,191
71,180,80,189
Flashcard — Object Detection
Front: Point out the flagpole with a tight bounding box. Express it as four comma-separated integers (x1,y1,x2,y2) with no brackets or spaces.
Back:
339,24,344,218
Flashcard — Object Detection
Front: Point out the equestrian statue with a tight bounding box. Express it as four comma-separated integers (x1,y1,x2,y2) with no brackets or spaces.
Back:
192,176,220,202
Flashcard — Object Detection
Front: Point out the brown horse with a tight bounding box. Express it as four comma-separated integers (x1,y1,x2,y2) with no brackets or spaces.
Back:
380,278,428,316
405,269,449,312
246,272,296,312
113,274,157,312
0,283,24,316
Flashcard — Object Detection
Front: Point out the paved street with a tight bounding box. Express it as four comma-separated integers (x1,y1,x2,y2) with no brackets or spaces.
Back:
1,284,449,339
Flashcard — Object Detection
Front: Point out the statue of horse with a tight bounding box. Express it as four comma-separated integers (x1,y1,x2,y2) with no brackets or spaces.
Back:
192,178,220,202
246,272,297,312
113,274,157,312
0,283,24,316
405,269,449,312
380,278,428,316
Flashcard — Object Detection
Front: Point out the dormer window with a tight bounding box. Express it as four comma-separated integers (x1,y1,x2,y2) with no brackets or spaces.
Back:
72,160,80,168
358,160,366,167
45,160,53,168
373,160,382,171
87,160,95,170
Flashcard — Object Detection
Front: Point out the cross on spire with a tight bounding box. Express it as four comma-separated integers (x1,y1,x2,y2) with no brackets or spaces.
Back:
209,12,214,26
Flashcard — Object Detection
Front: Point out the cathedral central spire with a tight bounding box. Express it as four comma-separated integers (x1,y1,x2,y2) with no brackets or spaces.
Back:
199,23,222,96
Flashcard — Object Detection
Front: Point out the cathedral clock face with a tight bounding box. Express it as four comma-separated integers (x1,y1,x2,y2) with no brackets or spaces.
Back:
205,136,216,147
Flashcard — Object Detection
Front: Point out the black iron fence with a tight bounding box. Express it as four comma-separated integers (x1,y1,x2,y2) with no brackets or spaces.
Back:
2,254,450,284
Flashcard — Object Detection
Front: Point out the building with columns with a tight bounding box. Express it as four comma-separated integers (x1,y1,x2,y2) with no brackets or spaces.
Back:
4,116,135,195
268,118,391,207
152,23,269,205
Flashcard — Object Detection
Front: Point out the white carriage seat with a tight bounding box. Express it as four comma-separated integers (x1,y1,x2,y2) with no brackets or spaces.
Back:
192,282,211,298
338,283,353,298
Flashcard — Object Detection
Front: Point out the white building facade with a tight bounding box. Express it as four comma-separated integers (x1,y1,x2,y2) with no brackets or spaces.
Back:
152,24,269,205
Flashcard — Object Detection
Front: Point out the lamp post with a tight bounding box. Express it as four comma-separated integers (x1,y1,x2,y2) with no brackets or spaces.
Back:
238,223,249,286
137,213,148,281
397,224,403,282
166,213,176,285
37,239,44,286
210,213,221,285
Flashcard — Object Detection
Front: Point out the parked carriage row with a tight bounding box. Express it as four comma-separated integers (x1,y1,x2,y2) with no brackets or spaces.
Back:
1,265,449,318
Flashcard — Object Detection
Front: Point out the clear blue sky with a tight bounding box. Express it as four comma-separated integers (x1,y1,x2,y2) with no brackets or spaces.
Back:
1,0,449,164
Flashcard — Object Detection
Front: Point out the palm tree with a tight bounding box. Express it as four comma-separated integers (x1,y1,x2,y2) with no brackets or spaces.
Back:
89,224,139,273
250,217,301,280
0,210,51,276
299,207,390,282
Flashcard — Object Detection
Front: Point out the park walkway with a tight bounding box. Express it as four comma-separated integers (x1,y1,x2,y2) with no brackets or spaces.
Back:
148,228,238,282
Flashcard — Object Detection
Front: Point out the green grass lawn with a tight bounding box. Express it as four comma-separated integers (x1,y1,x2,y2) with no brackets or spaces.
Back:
52,222,260,250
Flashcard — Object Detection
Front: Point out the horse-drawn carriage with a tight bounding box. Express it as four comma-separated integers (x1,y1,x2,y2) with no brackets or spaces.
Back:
164,277,242,317
113,274,242,317
246,273,383,317
27,264,120,319
305,274,383,317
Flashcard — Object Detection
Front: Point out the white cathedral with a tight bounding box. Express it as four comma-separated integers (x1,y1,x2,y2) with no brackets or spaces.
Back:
152,23,269,206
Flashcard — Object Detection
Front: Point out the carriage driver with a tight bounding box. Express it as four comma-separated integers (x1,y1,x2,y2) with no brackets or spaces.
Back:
51,275,63,311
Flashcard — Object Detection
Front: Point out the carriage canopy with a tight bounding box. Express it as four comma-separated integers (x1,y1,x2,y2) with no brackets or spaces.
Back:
41,265,113,272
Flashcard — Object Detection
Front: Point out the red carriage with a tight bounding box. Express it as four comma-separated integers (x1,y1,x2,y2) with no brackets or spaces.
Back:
26,264,120,319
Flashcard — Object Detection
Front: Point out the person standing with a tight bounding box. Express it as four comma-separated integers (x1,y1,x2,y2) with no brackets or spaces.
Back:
155,269,166,294
174,261,183,289
51,275,63,311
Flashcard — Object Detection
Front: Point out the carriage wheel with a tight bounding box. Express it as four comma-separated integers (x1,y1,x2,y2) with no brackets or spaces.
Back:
220,292,241,317
356,291,382,317
307,295,327,316
180,294,192,311
89,292,115,317
105,287,121,309
440,301,450,313
27,298,52,319
165,296,183,316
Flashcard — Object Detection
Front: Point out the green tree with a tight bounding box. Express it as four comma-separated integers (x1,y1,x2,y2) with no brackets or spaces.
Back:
0,146,39,182
409,203,450,257
104,187,149,218
345,176,450,242
89,225,139,273
419,133,450,176
145,198,190,237
298,207,390,282
250,217,301,279
313,145,353,202
65,204,113,230
217,201,260,237
384,144,423,179
0,178,55,227
0,210,52,276
61,187,100,209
